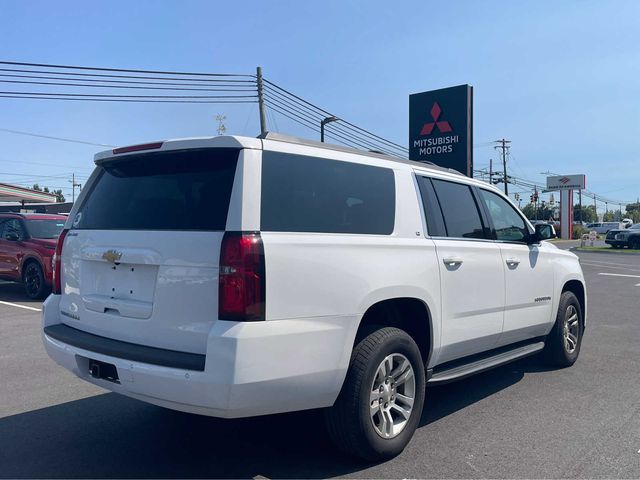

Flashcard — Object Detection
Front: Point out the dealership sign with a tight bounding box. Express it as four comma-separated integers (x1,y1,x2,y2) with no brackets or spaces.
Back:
546,174,586,190
409,84,473,176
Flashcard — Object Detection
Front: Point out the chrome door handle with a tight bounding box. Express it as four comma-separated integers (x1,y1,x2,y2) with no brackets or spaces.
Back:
443,257,463,266
506,257,521,266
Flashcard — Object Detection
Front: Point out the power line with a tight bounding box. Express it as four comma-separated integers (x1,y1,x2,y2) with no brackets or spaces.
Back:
0,60,255,78
0,128,116,147
263,79,408,154
263,88,407,156
265,100,387,153
0,95,257,104
265,93,398,154
0,69,255,84
0,72,255,90
0,91,256,99
0,79,257,92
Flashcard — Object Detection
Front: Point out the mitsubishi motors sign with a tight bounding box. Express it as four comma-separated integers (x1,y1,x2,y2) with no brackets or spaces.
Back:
546,174,586,190
409,84,473,176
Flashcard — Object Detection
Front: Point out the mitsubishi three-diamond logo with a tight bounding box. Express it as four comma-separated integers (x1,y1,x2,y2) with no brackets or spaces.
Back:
420,102,452,135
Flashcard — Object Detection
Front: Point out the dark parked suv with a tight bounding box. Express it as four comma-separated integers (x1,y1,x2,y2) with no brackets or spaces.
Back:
605,223,640,249
0,213,66,298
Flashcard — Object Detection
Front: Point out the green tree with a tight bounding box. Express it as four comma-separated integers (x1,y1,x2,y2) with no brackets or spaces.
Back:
52,189,65,203
626,203,640,222
521,203,536,219
602,211,615,222
32,184,64,202
573,204,596,223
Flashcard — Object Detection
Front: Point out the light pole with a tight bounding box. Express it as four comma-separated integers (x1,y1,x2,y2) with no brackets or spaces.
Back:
320,116,339,142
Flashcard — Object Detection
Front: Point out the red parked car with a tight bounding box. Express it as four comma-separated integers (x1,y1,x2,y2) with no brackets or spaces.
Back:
0,213,67,298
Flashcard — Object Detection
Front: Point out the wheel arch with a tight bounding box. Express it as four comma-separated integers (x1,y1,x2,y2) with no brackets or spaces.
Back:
562,279,586,328
355,297,434,367
20,255,43,279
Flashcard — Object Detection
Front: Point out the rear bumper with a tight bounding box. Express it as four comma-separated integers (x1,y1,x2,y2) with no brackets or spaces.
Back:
42,295,357,418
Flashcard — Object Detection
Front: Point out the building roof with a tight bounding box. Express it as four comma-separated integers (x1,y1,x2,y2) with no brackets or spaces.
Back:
0,183,58,203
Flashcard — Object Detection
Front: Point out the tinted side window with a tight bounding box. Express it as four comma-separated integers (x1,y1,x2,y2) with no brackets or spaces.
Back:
431,179,486,239
479,189,529,242
4,219,25,240
261,152,395,234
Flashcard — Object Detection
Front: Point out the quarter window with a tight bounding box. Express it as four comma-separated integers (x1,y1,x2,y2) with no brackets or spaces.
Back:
479,189,529,242
431,179,486,239
261,152,395,234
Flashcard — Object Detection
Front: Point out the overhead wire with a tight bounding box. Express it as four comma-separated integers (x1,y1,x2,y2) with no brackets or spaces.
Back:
0,69,255,84
0,79,258,92
0,95,257,104
263,88,406,156
263,79,408,154
0,128,116,147
0,61,255,78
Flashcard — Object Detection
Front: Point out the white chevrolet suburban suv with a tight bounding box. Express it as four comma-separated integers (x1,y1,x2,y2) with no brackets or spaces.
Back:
43,132,586,461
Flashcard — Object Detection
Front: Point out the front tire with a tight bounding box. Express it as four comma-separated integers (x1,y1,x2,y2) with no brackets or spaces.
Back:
629,238,640,250
324,327,426,461
23,262,46,299
544,291,583,367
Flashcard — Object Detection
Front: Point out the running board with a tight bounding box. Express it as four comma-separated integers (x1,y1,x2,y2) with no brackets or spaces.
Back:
428,341,545,385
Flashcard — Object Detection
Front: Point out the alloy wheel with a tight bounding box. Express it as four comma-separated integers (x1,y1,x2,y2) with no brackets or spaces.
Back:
24,264,41,297
563,305,580,354
369,353,416,439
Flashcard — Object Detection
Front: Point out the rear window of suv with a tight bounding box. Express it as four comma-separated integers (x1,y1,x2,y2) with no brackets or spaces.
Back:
75,148,239,231
261,151,395,234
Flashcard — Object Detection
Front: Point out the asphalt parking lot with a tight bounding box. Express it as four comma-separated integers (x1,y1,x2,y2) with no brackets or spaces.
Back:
1,248,639,479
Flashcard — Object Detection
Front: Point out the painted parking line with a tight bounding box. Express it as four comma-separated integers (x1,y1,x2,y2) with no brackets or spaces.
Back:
0,300,41,312
580,258,640,268
581,262,640,273
598,273,640,279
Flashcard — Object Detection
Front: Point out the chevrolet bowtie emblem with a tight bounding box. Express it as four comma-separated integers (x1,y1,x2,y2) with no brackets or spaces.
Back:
102,249,123,263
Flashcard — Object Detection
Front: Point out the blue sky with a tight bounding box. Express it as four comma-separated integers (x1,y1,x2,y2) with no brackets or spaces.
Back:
1,0,639,209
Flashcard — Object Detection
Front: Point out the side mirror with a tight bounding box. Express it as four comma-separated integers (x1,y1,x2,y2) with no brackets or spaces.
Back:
528,223,556,243
5,232,20,241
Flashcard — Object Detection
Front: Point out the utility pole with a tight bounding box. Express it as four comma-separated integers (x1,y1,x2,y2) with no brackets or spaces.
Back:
69,173,81,203
494,139,511,195
256,67,267,136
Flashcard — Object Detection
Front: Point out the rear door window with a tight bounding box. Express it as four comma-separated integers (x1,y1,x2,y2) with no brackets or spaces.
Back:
75,148,239,231
431,178,487,239
261,151,395,234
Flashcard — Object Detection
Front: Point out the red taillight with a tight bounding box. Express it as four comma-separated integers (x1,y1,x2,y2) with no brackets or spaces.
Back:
219,232,265,321
52,228,69,295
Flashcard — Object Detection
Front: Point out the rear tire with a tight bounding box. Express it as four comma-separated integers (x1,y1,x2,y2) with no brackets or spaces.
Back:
23,261,47,299
629,238,640,250
543,291,583,367
324,327,425,461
